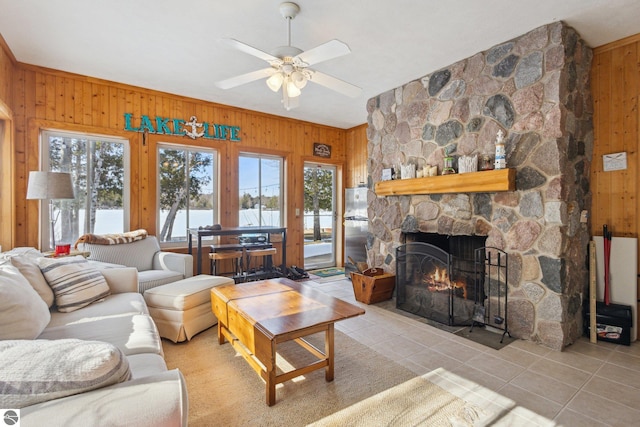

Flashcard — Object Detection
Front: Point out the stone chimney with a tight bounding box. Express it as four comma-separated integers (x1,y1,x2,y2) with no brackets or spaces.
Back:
366,22,593,350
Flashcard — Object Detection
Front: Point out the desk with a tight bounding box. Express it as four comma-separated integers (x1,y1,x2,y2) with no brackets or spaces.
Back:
188,226,287,275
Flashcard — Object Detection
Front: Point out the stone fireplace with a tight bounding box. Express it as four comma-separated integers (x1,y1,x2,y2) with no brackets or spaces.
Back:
365,22,593,350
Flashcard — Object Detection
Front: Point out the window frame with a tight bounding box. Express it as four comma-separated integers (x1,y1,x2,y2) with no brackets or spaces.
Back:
156,142,218,247
39,129,131,251
238,152,285,228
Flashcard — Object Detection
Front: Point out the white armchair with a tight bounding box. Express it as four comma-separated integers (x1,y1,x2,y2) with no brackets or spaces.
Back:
77,236,193,293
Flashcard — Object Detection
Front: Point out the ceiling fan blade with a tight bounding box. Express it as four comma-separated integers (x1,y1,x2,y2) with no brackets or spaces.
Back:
296,39,351,66
215,67,276,89
308,70,361,98
220,38,280,63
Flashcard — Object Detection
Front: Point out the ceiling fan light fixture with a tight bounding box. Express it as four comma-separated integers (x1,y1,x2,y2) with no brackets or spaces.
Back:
266,72,284,92
216,2,360,111
286,78,302,97
291,70,307,89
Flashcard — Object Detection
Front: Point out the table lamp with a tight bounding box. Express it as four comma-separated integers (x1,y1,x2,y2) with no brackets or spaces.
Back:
26,171,75,249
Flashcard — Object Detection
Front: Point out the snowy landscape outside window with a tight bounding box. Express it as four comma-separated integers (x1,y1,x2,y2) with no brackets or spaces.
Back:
238,154,283,227
158,144,216,243
41,130,129,250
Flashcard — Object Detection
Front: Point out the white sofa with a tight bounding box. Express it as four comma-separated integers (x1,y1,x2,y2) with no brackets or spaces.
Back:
0,249,188,426
77,235,194,293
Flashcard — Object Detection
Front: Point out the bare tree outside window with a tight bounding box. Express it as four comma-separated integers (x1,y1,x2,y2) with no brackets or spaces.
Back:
158,145,215,243
43,131,128,250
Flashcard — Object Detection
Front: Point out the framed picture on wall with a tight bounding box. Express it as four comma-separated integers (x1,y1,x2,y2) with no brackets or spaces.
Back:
313,143,331,158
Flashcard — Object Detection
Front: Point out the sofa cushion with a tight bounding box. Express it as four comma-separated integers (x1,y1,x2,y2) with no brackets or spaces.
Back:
38,256,111,312
10,255,55,307
46,292,149,329
0,339,131,408
0,262,51,339
20,370,187,427
39,313,163,357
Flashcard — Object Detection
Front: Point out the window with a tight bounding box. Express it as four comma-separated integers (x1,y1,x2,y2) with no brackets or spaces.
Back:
41,130,130,250
238,154,284,227
157,143,216,243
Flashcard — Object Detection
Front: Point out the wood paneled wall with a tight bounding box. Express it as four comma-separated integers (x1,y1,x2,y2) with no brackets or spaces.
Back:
0,34,14,102
345,124,368,188
1,40,364,268
590,34,640,238
0,34,16,251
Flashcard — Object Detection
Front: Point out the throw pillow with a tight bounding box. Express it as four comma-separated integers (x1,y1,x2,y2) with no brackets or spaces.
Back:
10,255,55,307
0,247,44,260
0,339,131,408
0,263,51,339
38,256,111,313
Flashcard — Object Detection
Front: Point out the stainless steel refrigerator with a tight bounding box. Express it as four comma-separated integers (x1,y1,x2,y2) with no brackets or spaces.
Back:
344,187,369,277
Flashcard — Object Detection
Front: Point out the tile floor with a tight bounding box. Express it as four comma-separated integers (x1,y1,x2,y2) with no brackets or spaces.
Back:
308,276,640,426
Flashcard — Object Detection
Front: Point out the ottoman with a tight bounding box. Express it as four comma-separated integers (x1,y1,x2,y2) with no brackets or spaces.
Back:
144,274,234,343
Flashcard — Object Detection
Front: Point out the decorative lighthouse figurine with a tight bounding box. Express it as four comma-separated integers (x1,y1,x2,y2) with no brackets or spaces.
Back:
494,130,506,170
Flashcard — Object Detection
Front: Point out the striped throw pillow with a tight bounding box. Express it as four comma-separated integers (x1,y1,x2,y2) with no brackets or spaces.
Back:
38,256,111,312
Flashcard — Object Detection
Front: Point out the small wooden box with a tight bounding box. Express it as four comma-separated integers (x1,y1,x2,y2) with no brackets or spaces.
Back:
351,268,396,304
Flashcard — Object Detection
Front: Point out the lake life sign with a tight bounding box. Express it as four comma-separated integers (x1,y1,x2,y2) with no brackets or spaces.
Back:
124,113,241,141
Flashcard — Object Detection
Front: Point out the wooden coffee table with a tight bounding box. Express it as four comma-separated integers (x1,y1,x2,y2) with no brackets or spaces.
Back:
210,278,365,406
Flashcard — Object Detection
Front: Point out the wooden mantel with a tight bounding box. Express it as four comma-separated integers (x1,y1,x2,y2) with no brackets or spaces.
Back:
375,168,516,196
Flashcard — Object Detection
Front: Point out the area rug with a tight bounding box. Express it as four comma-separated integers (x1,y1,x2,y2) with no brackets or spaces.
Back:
162,327,496,426
308,267,345,278
310,374,490,426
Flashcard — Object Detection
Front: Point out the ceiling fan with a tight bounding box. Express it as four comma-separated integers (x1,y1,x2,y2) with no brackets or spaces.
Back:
215,2,361,110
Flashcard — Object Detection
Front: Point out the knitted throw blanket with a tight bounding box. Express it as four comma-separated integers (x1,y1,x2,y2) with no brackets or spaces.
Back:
74,229,148,249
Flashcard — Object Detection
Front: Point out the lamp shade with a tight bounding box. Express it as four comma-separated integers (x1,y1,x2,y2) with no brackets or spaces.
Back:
26,171,75,200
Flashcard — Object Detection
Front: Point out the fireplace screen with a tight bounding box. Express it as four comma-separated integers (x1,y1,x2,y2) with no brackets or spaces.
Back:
396,242,479,326
396,237,496,325
396,239,510,339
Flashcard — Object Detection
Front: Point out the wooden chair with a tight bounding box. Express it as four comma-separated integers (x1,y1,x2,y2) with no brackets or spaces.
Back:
209,250,244,279
243,247,278,281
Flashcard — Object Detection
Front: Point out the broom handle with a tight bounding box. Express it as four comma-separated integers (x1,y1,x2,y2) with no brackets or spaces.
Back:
589,240,597,343
603,225,610,305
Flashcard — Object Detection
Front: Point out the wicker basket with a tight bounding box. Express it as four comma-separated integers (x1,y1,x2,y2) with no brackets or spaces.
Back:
350,268,395,304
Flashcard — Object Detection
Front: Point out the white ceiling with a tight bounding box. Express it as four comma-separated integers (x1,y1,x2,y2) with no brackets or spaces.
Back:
1,0,639,129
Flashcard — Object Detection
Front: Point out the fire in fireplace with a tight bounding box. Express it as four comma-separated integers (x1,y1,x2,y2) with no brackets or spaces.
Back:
424,266,467,299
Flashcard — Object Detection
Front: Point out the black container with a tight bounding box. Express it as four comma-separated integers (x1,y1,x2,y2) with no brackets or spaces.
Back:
583,301,632,346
